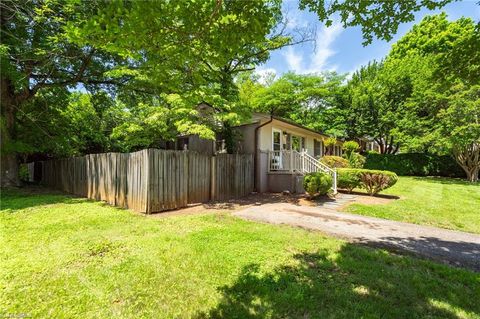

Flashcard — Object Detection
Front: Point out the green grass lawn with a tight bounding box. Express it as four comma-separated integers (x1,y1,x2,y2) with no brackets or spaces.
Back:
1,188,479,319
344,176,480,234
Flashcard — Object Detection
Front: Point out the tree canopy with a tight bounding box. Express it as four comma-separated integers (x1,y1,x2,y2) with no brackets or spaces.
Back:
299,0,455,44
1,0,479,185
1,0,301,185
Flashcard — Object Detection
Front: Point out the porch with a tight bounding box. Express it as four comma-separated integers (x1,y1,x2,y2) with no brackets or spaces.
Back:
266,150,337,194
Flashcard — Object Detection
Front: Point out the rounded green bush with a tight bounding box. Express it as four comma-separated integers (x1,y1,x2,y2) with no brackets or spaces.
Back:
345,152,366,168
337,168,362,193
358,169,398,195
303,172,333,197
320,156,349,168
337,168,398,195
342,141,360,155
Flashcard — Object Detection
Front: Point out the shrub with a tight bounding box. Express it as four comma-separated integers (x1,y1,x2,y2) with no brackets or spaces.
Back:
337,168,398,195
303,172,333,197
19,164,29,182
337,168,362,193
342,141,360,155
321,155,349,168
364,153,465,177
344,152,366,168
358,169,398,195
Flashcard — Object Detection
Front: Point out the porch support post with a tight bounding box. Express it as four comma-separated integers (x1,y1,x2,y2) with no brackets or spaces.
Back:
333,168,337,194
289,150,293,173
301,150,305,173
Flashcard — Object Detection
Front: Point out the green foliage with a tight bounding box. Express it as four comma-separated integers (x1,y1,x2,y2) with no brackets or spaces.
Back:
359,169,398,195
337,168,362,193
345,14,479,160
324,137,337,147
299,0,454,45
364,153,465,178
238,72,349,136
337,168,397,195
346,61,405,154
436,84,480,182
342,141,365,168
320,155,349,168
303,172,333,197
2,0,295,161
345,152,366,169
18,165,29,182
342,141,360,155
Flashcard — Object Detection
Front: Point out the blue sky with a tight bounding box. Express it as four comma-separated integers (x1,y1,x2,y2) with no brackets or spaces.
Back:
257,0,480,80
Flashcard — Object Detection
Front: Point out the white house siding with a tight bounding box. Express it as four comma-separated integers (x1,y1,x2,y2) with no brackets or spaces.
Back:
257,119,335,157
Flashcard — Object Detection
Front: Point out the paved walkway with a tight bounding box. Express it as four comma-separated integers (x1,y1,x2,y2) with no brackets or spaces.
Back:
234,202,480,272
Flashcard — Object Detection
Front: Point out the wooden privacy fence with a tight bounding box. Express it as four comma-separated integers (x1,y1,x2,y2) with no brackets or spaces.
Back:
38,149,254,213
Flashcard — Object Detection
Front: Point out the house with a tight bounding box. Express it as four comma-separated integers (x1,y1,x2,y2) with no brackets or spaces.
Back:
231,113,342,193
171,110,343,194
356,137,382,153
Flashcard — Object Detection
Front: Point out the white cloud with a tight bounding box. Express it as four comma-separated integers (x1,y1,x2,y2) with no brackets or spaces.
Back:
254,67,277,85
282,22,343,74
284,47,303,72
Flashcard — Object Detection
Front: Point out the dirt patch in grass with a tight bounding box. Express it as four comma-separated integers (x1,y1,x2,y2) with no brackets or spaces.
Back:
149,193,311,217
348,195,394,206
149,191,398,218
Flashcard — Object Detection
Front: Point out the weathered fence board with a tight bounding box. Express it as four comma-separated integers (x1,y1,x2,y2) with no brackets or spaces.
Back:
38,149,254,213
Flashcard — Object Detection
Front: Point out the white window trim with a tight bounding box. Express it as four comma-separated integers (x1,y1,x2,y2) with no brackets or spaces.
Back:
272,128,282,151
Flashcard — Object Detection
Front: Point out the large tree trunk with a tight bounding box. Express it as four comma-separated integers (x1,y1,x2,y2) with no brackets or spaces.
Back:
454,143,479,183
1,79,21,187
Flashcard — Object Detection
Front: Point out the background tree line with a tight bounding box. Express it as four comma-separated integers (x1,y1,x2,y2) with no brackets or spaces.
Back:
237,14,479,181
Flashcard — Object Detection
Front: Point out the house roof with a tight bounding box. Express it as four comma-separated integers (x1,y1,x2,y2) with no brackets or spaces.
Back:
249,113,333,139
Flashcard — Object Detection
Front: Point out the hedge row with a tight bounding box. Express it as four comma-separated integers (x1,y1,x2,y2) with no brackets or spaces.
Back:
364,153,465,177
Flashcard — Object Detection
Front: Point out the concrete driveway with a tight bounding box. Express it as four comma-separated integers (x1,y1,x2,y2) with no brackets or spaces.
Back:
234,202,480,272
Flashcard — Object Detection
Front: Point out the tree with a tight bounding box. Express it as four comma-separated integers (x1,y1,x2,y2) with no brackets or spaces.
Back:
1,0,296,185
346,14,479,158
347,61,405,154
240,72,347,135
436,84,480,182
71,0,312,154
1,0,126,186
299,0,456,45
384,14,480,164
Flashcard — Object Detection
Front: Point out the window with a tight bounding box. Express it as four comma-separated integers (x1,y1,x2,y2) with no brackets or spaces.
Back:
283,132,290,150
314,139,322,157
273,130,281,151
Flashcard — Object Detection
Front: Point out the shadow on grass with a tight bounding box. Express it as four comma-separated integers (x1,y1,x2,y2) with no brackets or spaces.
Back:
358,236,480,272
197,244,479,319
412,176,478,186
338,189,401,199
0,186,81,211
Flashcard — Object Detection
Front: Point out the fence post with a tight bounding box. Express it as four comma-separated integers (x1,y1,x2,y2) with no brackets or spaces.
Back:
210,155,216,201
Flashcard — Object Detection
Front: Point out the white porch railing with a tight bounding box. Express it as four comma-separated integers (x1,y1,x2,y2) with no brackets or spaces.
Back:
268,150,337,194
